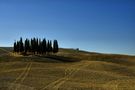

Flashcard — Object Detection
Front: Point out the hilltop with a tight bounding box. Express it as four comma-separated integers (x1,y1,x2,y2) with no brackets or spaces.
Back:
0,47,135,90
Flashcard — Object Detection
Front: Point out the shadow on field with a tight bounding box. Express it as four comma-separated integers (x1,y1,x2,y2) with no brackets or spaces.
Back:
36,55,81,62
8,54,81,63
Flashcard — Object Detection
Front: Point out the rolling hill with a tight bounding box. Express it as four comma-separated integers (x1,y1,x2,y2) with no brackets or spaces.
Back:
0,47,135,90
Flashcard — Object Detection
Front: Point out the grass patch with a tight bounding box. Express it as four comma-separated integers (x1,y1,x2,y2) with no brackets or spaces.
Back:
0,47,135,90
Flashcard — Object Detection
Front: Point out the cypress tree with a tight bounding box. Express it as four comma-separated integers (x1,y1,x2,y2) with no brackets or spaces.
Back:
14,41,17,52
36,38,39,54
18,41,21,52
31,38,36,54
24,39,27,53
33,38,36,54
27,39,30,52
50,40,53,53
16,41,20,53
30,38,33,53
24,38,30,54
53,40,59,53
46,40,50,54
42,38,46,54
38,38,42,54
19,37,24,52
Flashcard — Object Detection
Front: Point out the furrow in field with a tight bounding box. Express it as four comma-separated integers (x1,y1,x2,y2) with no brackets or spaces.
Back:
41,61,90,90
8,62,32,90
53,61,90,90
15,62,32,90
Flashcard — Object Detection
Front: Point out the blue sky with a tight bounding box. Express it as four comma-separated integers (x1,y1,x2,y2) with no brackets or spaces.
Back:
0,0,135,55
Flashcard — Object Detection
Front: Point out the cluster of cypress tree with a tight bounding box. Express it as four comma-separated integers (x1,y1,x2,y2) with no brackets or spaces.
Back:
13,37,59,55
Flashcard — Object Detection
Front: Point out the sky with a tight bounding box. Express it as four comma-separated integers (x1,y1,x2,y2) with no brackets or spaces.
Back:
0,0,135,55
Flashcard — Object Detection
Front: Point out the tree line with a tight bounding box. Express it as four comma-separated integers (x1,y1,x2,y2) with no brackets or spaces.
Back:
13,37,59,55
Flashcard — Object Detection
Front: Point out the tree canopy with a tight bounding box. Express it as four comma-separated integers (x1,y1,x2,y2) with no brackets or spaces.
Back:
13,37,59,55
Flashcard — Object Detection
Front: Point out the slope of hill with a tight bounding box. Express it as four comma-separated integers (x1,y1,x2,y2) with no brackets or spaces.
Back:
0,47,135,90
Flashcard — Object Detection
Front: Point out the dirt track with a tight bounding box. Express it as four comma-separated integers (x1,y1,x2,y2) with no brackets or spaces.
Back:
41,61,89,90
9,62,32,90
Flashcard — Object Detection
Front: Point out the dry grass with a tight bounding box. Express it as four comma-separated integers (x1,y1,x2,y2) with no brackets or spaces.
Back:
0,47,135,90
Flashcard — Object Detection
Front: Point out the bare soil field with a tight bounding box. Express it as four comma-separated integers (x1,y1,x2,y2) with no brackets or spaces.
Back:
0,47,135,90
